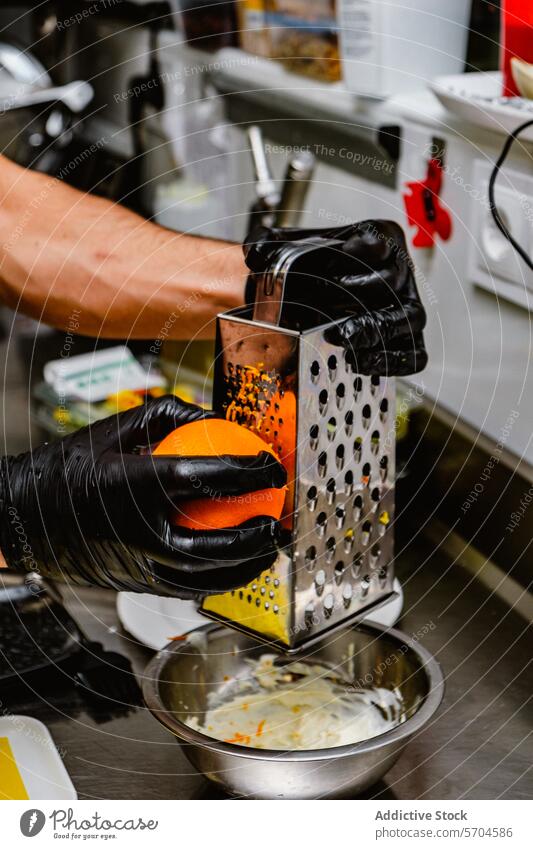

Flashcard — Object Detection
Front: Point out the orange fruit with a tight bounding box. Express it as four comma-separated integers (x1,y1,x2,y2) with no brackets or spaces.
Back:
153,418,286,531
260,390,297,529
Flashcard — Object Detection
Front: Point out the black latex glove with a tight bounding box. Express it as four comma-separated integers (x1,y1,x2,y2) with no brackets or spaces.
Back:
0,395,286,599
244,220,427,376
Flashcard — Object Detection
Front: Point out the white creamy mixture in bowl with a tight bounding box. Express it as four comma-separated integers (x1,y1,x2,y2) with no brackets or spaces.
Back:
186,653,405,750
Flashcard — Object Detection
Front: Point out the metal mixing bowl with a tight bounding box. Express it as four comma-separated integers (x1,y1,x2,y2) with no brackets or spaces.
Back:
143,621,444,799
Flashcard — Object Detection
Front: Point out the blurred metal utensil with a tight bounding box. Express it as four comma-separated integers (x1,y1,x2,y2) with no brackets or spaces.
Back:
247,124,280,229
246,125,315,229
0,41,52,88
0,80,94,114
275,149,315,227
248,125,279,206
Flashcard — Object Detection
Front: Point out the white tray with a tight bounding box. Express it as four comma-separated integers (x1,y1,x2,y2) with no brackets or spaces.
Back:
0,716,77,800
430,71,533,141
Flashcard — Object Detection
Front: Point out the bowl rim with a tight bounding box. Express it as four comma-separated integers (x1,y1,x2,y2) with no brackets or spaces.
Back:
142,620,445,762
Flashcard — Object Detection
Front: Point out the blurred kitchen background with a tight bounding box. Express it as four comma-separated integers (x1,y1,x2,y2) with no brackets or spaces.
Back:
1,0,531,601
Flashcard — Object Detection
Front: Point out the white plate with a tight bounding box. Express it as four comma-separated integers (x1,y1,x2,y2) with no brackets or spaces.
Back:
430,71,533,141
117,593,208,651
117,579,403,651
0,716,77,800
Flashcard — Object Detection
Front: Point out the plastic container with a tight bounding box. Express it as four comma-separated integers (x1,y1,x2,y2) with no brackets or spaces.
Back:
501,0,533,96
338,0,471,98
237,0,271,56
266,0,341,82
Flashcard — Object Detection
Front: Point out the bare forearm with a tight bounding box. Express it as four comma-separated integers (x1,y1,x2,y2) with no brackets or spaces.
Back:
0,156,247,338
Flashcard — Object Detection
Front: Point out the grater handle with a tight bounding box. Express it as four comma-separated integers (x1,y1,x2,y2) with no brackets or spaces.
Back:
252,237,343,327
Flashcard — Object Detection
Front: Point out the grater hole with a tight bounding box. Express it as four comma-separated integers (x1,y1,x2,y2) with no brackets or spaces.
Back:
380,455,388,481
316,512,327,536
362,404,371,426
326,477,336,503
323,593,334,617
309,424,319,449
380,398,389,416
354,436,362,462
361,575,371,597
378,565,388,585
326,536,336,563
305,602,315,626
342,582,353,606
318,450,328,478
315,568,326,595
362,462,371,484
344,410,354,435
371,430,380,454
353,494,363,520
344,469,354,495
371,487,380,503
334,560,345,584
344,349,354,372
327,416,337,441
344,528,354,553
328,355,337,380
336,383,345,409
318,389,328,414
336,443,345,470
307,485,318,511
310,360,320,382
351,551,363,578
371,375,380,394
305,545,317,570
362,520,372,544
371,543,381,563
335,504,346,528
354,376,362,396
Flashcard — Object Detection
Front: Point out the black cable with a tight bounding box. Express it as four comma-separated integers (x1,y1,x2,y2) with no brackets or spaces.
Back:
488,117,533,271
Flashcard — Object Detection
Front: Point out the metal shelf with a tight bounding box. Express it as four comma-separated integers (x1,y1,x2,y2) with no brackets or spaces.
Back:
207,48,401,188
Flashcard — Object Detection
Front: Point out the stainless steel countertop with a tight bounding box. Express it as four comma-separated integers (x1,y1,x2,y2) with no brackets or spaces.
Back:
7,534,531,800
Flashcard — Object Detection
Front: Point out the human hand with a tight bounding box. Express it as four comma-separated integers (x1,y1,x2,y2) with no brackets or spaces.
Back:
0,395,286,598
244,219,427,376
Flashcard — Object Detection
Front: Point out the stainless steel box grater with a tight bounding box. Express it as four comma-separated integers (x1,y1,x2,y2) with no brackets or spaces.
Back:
201,240,397,651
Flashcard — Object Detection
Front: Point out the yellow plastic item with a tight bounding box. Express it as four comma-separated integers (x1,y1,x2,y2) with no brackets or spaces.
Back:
0,737,29,800
104,390,144,413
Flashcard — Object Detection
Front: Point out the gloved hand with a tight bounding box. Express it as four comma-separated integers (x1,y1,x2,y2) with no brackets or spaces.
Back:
0,395,286,598
244,220,427,376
